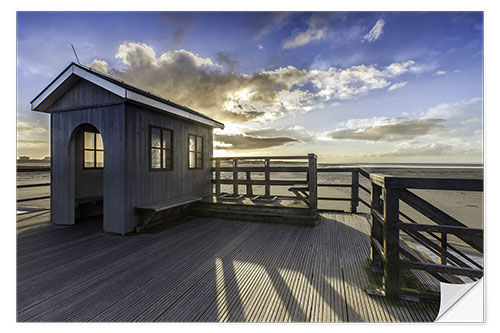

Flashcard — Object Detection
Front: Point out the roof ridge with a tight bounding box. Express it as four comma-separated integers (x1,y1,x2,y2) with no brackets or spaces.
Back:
72,62,221,124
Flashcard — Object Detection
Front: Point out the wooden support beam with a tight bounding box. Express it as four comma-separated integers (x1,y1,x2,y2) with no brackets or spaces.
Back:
265,159,270,197
246,171,253,196
383,187,401,298
351,170,359,213
370,183,383,274
215,160,221,197
233,159,238,196
308,153,317,211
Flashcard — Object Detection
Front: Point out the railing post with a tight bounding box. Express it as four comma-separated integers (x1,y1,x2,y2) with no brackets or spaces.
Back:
370,183,383,273
351,170,359,213
215,160,221,197
308,153,317,210
440,232,448,265
233,159,238,196
265,158,270,197
246,171,253,196
383,187,401,298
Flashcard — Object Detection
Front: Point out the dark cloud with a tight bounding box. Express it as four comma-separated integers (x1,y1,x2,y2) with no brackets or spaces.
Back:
215,52,239,72
214,134,298,150
243,12,293,39
328,118,448,142
161,13,201,45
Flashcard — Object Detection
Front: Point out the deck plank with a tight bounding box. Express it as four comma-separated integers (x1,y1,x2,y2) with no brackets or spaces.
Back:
17,210,439,322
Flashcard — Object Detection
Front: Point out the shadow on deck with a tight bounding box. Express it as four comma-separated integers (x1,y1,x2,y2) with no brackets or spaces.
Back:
16,210,439,322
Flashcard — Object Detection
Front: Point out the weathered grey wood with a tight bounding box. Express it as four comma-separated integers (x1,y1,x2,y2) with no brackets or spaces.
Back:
265,159,270,197
399,189,483,252
17,211,440,322
245,171,253,196
213,166,308,173
308,153,318,211
440,233,447,265
370,184,383,273
214,179,308,186
233,160,238,195
383,188,401,298
399,260,483,278
215,160,221,196
351,171,359,213
370,174,483,191
213,155,308,160
398,222,484,236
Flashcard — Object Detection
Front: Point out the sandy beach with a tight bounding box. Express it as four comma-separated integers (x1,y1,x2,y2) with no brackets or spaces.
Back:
17,164,484,231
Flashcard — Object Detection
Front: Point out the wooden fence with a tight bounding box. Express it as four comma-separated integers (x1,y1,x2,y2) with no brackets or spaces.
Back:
369,174,484,299
211,154,372,212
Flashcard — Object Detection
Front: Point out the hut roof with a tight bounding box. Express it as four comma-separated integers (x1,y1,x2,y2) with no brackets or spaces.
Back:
31,62,224,129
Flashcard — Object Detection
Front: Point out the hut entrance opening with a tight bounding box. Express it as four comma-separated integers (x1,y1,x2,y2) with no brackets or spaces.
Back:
70,124,104,225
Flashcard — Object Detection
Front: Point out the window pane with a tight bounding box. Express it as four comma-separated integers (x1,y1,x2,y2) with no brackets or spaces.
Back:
151,127,161,148
189,135,196,152
151,148,161,168
189,152,196,168
161,149,166,169
165,150,173,169
84,150,94,168
96,133,103,150
196,136,203,152
163,129,171,149
196,152,203,169
96,151,104,168
84,132,95,149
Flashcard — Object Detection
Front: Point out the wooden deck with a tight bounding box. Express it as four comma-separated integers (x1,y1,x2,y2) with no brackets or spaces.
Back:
17,210,439,322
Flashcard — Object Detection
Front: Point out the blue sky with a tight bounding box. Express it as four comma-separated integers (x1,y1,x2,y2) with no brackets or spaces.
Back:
17,11,484,163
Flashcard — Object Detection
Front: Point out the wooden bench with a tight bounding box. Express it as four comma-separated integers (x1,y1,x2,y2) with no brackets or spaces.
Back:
288,184,310,206
134,196,202,232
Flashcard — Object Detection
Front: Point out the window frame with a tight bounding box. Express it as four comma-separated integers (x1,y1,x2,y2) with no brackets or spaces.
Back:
83,130,104,170
149,125,174,171
188,133,204,170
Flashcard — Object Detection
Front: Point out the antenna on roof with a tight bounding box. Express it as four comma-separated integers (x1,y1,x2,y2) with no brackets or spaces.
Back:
71,44,81,65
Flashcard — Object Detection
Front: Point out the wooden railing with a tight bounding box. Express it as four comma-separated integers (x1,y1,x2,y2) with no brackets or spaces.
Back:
369,174,483,299
213,154,318,209
211,155,372,213
17,183,51,203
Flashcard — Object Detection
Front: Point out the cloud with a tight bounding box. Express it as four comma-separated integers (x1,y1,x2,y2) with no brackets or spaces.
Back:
433,70,447,76
327,118,448,142
388,81,407,91
89,59,110,73
384,60,415,76
89,42,423,125
282,13,330,49
283,26,327,49
365,142,482,157
423,97,482,119
214,133,298,150
363,19,385,42
243,12,292,40
215,52,239,72
162,13,201,45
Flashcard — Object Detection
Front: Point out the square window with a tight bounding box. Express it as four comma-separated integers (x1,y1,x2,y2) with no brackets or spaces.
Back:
150,126,173,170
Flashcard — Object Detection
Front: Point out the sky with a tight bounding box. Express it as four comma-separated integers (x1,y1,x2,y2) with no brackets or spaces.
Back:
16,11,484,163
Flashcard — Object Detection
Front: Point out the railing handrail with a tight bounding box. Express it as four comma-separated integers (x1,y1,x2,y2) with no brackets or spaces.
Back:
369,173,483,299
212,155,309,161
370,173,483,191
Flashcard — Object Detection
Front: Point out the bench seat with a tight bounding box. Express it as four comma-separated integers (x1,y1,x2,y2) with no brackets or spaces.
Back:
134,196,202,232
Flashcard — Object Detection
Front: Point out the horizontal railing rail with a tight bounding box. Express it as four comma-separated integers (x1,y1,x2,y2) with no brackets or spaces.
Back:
369,173,483,300
17,182,50,203
211,157,372,213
